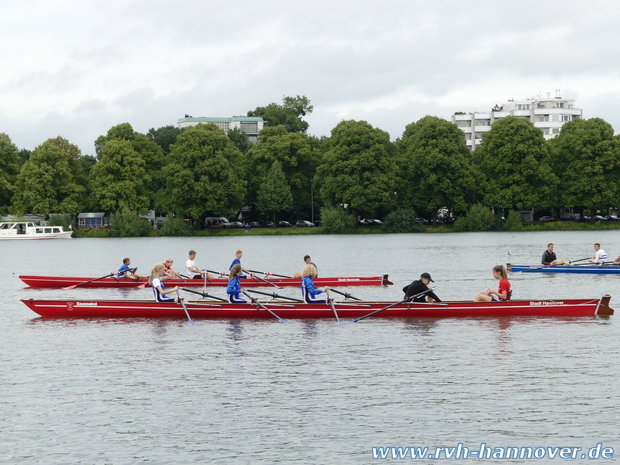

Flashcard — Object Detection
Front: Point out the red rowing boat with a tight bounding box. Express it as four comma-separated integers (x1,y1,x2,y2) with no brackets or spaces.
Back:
19,274,392,289
21,295,613,319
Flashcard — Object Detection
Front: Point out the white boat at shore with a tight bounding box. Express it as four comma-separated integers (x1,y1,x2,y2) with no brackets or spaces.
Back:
0,222,72,240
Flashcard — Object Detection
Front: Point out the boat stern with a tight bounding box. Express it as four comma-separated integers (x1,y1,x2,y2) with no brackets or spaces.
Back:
596,294,614,315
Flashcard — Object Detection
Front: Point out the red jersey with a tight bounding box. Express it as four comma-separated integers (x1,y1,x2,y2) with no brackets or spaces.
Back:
498,279,511,300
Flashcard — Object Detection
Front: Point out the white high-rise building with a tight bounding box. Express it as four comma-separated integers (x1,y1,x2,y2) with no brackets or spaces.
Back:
452,92,582,150
177,115,264,143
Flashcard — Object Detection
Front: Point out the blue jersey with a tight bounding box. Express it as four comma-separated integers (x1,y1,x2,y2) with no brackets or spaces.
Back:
226,275,242,296
117,264,131,278
226,275,246,303
301,276,325,303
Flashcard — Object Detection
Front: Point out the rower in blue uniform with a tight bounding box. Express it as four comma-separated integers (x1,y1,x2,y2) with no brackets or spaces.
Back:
300,263,327,303
226,264,247,303
150,264,184,303
229,250,247,278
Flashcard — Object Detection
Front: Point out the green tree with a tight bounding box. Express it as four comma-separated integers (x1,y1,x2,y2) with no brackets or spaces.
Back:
89,139,152,212
381,208,424,233
0,133,23,209
96,123,165,206
246,126,322,216
46,136,89,189
18,148,31,163
109,211,153,237
474,116,558,212
396,116,479,222
227,127,253,154
548,117,620,217
158,124,246,221
453,204,496,232
147,125,185,155
12,141,85,216
320,206,357,233
257,160,293,223
315,120,397,217
248,95,313,133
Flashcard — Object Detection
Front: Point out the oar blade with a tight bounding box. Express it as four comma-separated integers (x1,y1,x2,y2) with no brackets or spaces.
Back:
63,273,114,290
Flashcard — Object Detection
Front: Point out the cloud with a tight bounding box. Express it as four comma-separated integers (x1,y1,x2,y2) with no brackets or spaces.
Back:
2,0,620,154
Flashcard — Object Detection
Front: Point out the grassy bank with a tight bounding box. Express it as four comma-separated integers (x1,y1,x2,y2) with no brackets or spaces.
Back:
73,221,620,238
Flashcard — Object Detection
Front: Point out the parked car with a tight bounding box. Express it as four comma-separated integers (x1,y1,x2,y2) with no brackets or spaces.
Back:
250,221,261,228
263,221,275,228
604,215,619,221
594,215,607,221
414,218,429,224
359,218,382,226
229,221,244,228
295,220,315,227
538,216,556,222
204,216,231,228
278,221,292,227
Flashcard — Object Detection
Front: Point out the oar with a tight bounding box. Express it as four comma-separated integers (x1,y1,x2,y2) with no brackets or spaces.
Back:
63,273,115,290
519,256,596,272
328,288,362,301
181,287,227,302
242,291,288,323
340,288,434,324
205,268,284,289
249,273,282,289
247,269,293,279
571,261,617,266
325,290,340,322
206,269,227,277
176,290,194,324
245,289,303,302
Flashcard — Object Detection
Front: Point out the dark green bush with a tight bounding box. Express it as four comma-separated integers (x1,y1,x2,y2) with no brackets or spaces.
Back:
160,216,193,236
320,206,356,233
453,204,495,232
48,213,74,230
381,208,425,233
109,211,153,237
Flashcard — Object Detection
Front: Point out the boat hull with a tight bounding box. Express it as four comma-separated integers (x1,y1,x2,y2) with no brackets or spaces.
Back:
508,264,620,274
19,274,392,288
21,296,613,319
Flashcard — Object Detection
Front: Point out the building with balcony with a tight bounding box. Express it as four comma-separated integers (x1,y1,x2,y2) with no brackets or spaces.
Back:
176,115,265,143
452,92,582,151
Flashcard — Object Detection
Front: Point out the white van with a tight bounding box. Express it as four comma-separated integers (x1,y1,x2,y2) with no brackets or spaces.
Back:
204,217,231,228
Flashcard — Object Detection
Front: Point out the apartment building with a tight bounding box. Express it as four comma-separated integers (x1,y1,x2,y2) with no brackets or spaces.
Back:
452,92,583,150
176,115,264,143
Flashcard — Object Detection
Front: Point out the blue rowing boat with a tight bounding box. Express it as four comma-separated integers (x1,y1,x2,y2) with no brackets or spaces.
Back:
508,264,620,274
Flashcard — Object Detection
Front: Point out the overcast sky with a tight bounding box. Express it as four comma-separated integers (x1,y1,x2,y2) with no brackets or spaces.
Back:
2,0,619,155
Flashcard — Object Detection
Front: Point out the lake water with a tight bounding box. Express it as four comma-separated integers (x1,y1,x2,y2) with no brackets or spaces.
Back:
2,231,619,464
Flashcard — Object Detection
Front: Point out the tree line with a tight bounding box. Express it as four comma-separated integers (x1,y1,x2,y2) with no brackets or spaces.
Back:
2,94,620,227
